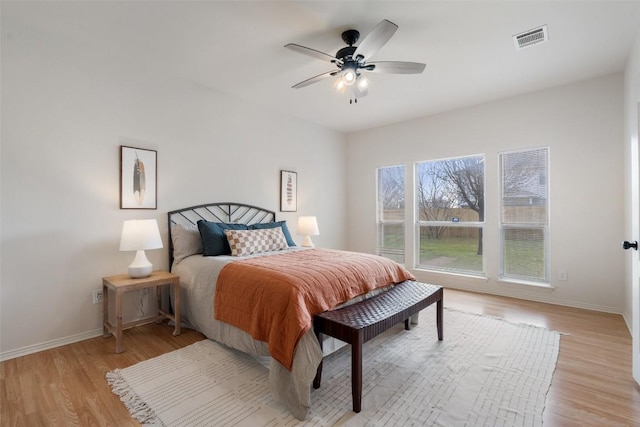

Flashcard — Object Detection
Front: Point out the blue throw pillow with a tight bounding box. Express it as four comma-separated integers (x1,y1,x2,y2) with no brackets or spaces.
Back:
197,221,248,256
249,221,296,247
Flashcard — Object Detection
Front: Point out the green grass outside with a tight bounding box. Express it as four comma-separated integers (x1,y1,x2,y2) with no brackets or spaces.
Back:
503,237,545,280
419,236,483,272
381,230,544,279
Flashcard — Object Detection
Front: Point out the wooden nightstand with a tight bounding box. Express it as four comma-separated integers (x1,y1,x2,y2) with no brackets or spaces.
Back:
102,270,180,353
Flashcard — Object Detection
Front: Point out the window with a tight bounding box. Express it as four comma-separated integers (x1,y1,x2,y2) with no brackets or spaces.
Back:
500,147,549,283
376,165,405,263
415,155,485,275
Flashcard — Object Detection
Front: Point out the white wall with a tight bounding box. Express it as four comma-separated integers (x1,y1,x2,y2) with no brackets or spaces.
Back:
1,3,630,362
0,13,347,359
347,74,625,313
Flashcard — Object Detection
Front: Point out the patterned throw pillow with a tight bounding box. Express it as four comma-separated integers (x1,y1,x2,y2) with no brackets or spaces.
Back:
248,221,296,247
224,228,289,256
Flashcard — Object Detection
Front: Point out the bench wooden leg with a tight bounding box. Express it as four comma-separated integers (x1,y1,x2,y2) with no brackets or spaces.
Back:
313,330,323,389
437,295,443,341
352,336,363,413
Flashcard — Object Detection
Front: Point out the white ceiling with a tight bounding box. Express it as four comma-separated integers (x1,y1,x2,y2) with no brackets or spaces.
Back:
5,1,640,133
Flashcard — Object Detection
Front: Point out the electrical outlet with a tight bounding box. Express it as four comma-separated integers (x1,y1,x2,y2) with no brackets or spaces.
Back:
92,289,103,304
559,270,568,281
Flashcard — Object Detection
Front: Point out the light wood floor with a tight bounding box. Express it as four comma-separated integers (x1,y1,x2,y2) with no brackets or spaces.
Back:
1,289,639,426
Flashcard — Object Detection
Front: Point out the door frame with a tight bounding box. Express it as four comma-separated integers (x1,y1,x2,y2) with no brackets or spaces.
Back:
630,103,640,384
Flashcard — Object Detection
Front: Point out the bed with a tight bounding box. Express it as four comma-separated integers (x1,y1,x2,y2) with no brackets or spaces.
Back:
167,202,415,420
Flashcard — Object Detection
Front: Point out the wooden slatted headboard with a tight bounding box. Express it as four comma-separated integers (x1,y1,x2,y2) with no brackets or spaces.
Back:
167,202,276,266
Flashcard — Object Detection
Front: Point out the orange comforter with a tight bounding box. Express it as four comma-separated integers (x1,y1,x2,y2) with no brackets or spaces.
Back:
214,248,415,370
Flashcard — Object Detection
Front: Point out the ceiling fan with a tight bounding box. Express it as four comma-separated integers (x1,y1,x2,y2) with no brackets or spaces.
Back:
285,19,426,103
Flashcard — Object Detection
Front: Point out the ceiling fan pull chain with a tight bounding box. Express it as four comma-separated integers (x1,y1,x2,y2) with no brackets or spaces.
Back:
348,85,355,104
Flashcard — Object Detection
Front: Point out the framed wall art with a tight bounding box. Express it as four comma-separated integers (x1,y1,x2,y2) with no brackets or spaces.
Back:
280,170,297,212
120,146,157,209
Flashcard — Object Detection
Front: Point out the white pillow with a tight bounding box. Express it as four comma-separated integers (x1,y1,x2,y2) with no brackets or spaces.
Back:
224,227,289,256
171,223,203,264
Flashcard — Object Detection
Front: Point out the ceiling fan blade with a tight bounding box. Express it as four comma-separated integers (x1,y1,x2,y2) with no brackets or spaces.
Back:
366,61,426,74
353,19,398,60
284,43,337,63
291,71,337,88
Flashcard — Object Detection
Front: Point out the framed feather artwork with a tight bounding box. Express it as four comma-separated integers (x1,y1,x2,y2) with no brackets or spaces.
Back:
280,170,297,212
120,146,157,209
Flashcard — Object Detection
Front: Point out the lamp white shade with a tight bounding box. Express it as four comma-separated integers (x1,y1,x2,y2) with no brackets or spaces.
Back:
119,219,163,278
297,216,319,248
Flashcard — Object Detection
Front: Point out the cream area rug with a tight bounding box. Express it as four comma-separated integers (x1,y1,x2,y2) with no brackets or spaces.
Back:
107,307,559,426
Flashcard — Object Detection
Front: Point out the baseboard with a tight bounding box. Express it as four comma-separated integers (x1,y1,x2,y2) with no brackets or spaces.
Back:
0,328,104,362
413,270,624,315
622,311,633,335
0,314,160,362
443,282,624,315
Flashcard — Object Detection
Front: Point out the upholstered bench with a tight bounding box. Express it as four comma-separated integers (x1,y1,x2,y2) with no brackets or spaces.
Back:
313,280,443,413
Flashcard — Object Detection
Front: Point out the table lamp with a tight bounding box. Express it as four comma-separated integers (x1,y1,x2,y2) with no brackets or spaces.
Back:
119,219,163,278
297,216,320,248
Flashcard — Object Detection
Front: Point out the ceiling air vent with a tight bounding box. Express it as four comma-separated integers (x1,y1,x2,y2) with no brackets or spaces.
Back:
513,25,548,50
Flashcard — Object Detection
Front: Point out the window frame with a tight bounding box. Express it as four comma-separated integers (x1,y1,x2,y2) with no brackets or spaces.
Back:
376,164,406,264
498,146,550,285
414,154,486,276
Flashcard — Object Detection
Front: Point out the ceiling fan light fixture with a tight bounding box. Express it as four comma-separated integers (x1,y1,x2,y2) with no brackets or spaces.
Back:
353,81,369,100
356,75,369,90
342,69,357,86
333,78,347,94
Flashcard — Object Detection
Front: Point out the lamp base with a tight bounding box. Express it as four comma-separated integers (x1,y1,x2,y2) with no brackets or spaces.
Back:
301,236,315,248
128,250,153,278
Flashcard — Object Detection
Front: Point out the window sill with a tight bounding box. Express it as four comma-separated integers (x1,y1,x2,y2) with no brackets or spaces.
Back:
412,268,488,286
497,278,555,291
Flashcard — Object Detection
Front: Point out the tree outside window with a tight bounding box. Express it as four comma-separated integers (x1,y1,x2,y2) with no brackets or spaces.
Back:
500,147,549,283
416,155,485,274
